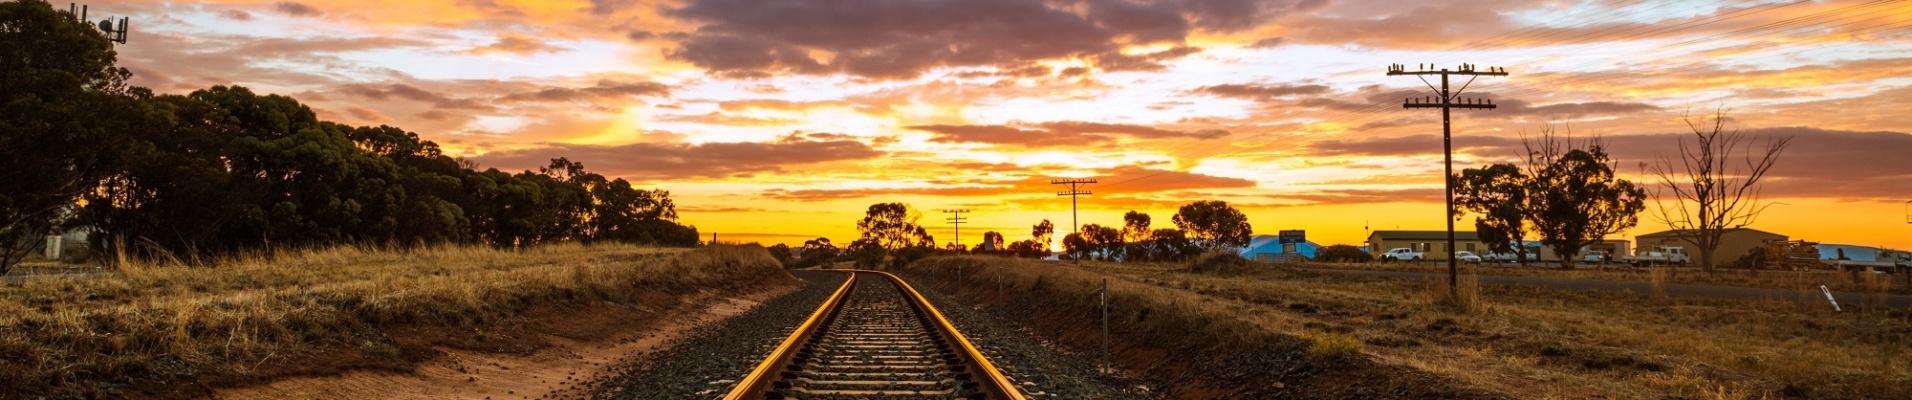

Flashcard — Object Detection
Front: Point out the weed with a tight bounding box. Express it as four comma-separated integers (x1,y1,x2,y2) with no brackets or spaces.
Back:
1307,332,1363,359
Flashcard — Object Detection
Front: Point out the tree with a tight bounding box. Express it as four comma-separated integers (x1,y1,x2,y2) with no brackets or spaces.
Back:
1121,211,1152,242
1522,129,1648,269
846,238,886,268
1172,201,1252,251
1128,228,1197,262
1649,110,1792,272
1061,233,1091,260
1,0,141,272
767,243,795,266
856,203,933,250
1079,223,1123,261
1006,240,1046,259
1031,219,1054,253
792,237,839,268
975,231,1004,253
1454,163,1532,265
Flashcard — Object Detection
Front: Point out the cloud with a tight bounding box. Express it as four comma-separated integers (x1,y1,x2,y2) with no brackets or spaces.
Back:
466,35,567,56
469,134,882,180
1192,82,1331,99
909,121,1227,147
219,9,253,21
1301,127,1912,201
657,112,799,127
1491,99,1661,119
658,0,1296,79
273,2,323,17
759,164,1254,201
497,80,671,103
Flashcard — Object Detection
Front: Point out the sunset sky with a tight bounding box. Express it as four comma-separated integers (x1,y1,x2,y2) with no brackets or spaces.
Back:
101,0,1912,249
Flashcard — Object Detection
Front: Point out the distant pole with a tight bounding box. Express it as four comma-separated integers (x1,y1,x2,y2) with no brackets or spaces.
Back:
942,209,970,250
1386,63,1508,296
1051,179,1097,233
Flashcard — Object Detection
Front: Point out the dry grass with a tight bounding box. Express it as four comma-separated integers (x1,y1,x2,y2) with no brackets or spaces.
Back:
1313,260,1912,295
0,243,784,397
1423,269,1486,314
918,257,1912,399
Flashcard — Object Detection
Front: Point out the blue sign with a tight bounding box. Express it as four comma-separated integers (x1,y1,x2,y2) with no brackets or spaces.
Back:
1278,230,1305,244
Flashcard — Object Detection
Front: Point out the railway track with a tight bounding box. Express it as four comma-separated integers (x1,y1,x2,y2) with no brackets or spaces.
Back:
724,271,1027,400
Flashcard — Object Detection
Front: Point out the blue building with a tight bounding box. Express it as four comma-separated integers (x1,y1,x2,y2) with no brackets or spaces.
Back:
1239,234,1320,263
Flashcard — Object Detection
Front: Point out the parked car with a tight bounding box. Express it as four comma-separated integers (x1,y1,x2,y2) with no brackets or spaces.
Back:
1626,246,1690,267
1456,251,1483,263
1582,251,1615,264
1382,248,1423,261
1481,251,1530,264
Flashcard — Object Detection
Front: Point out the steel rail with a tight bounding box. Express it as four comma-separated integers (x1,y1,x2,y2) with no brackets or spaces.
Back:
721,272,857,400
724,270,1028,400
866,270,1027,400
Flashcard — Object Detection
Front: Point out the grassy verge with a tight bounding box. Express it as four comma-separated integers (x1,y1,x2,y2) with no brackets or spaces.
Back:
1308,260,1911,296
1068,260,1912,399
898,256,1504,399
0,243,789,399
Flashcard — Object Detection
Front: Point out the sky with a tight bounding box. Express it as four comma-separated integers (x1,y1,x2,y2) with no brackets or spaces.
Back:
96,0,1912,249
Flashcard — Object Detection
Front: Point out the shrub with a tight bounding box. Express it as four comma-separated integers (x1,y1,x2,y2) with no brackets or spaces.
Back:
1315,244,1374,263
1308,332,1363,359
1188,250,1250,274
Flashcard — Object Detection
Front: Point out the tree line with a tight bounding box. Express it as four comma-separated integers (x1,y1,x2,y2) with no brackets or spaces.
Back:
0,0,696,272
767,200,1254,268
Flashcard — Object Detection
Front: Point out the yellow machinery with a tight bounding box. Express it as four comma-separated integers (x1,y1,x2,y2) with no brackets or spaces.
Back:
1760,240,1823,270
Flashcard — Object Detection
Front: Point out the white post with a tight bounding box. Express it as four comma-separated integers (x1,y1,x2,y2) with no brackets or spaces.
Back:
1820,285,1841,312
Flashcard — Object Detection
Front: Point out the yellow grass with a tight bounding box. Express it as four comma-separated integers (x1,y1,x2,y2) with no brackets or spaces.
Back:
0,243,783,396
911,256,1912,399
1315,260,1912,295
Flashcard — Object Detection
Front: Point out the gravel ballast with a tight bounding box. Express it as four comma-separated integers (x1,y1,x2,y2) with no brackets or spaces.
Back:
900,273,1156,399
583,270,848,399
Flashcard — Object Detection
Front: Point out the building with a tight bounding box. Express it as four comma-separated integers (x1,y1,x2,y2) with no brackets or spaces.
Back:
1239,235,1320,263
1633,228,1785,262
1365,231,1490,260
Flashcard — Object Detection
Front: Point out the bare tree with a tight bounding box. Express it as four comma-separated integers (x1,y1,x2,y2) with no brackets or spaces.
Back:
1649,109,1792,272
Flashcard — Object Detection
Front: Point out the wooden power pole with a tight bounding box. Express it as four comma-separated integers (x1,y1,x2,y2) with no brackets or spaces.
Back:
1386,63,1507,296
942,209,970,250
1051,179,1096,233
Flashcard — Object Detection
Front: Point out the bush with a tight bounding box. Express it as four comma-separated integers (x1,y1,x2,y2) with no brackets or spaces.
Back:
1188,250,1250,274
1315,244,1374,263
1308,332,1364,359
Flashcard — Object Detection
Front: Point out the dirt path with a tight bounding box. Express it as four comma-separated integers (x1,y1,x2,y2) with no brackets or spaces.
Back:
1304,268,1912,308
213,285,796,400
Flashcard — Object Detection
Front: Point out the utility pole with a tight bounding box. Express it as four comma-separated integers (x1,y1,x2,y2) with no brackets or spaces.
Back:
1051,179,1096,233
1386,63,1507,296
942,209,970,251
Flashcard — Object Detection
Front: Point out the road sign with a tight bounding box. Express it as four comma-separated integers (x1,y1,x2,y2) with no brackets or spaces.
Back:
1278,230,1305,244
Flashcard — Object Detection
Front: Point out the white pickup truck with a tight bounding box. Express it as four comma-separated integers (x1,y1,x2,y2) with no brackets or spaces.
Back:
1382,248,1424,262
1626,246,1690,267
